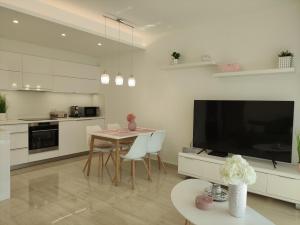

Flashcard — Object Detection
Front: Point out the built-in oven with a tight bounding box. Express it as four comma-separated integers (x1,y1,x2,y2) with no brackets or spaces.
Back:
28,122,59,154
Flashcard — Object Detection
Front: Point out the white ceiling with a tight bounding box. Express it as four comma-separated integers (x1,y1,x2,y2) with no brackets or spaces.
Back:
0,6,138,58
0,0,292,58
42,0,286,35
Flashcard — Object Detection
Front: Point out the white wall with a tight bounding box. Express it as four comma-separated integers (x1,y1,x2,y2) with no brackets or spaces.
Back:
101,1,300,164
0,37,105,119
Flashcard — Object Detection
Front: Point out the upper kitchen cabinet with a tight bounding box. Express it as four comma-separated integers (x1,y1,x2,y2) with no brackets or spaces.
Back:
22,55,52,75
52,60,99,80
53,76,99,94
0,70,22,90
23,73,53,90
0,51,22,72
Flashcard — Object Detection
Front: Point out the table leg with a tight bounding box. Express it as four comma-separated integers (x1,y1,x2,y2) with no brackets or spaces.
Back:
114,140,121,186
86,135,95,176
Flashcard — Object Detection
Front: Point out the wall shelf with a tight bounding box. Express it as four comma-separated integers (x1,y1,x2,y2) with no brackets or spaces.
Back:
162,61,216,70
213,67,295,78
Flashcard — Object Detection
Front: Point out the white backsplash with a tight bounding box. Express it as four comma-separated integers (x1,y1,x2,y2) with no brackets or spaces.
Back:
0,90,104,119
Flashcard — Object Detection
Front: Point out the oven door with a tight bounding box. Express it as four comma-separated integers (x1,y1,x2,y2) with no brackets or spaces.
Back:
29,122,59,154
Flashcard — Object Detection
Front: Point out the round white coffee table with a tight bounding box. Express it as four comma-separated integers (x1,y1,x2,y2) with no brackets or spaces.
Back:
171,179,275,225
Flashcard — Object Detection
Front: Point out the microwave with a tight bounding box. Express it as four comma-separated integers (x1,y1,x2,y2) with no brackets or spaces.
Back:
70,106,100,117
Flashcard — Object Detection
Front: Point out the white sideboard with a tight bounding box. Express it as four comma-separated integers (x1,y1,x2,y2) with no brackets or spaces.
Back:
178,152,300,209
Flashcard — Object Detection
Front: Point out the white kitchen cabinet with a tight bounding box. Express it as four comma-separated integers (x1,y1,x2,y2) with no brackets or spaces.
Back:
0,124,29,167
53,75,76,93
10,132,28,150
0,51,22,71
59,119,104,156
74,78,99,94
52,60,99,79
22,55,52,75
0,70,22,90
23,72,53,90
53,76,99,94
11,148,28,166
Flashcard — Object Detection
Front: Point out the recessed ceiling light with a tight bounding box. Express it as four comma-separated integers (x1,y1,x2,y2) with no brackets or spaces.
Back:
97,42,102,46
12,20,19,24
61,33,66,37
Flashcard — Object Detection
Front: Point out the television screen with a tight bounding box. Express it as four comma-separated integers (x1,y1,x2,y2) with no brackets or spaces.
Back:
193,100,294,163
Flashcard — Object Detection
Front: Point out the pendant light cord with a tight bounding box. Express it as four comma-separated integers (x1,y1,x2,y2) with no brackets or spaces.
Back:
131,26,134,76
118,21,121,74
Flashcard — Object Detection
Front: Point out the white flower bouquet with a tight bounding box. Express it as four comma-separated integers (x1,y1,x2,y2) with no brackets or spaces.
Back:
220,155,256,185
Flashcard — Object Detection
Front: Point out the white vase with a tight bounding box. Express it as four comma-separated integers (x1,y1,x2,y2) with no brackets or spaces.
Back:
278,56,293,68
173,58,179,64
228,184,247,218
0,113,6,121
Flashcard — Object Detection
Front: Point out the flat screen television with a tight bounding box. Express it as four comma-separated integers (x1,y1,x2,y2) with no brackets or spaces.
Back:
193,100,294,163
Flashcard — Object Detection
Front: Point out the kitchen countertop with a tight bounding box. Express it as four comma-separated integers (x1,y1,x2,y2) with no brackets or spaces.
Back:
0,117,105,125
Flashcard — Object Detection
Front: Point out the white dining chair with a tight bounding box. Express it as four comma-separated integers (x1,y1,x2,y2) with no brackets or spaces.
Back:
120,133,152,189
146,130,167,179
83,125,115,177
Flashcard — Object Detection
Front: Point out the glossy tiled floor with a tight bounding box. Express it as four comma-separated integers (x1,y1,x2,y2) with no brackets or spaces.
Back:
0,155,299,225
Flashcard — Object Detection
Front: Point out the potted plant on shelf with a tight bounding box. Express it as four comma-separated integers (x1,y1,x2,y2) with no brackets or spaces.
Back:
0,94,7,121
171,51,181,64
278,50,294,68
220,155,256,218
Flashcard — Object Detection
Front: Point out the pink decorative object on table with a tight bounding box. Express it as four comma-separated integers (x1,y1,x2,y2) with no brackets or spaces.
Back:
218,63,241,72
127,113,137,131
195,194,213,210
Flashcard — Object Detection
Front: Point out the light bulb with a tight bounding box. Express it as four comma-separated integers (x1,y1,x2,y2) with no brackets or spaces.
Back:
128,76,136,87
100,73,110,84
115,75,124,86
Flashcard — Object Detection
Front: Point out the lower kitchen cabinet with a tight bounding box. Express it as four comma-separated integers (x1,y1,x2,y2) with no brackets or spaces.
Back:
59,118,104,156
11,148,28,166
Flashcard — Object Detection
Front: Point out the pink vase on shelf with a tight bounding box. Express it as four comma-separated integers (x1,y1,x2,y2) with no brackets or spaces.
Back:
128,120,137,131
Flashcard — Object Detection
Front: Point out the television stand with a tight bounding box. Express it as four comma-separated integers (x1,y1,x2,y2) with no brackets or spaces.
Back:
208,151,228,157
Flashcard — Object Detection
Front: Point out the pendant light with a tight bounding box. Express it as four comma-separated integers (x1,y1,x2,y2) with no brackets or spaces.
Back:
100,17,110,84
128,25,136,87
115,20,124,86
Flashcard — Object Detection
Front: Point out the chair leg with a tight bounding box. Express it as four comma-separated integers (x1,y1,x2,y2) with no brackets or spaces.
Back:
131,160,136,189
101,152,104,176
120,158,123,182
83,158,89,172
98,153,101,176
105,152,111,166
147,153,151,180
157,153,167,173
157,154,161,170
143,159,152,181
184,219,189,225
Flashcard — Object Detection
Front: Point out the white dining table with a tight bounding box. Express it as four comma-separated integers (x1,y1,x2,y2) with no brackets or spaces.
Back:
84,127,156,186
171,179,275,225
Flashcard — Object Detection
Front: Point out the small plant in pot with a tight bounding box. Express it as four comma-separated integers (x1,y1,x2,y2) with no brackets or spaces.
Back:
0,94,7,121
171,51,181,64
278,50,294,68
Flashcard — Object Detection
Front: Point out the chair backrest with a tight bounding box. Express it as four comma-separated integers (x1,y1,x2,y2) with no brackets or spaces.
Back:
107,123,121,130
86,125,102,145
124,133,151,159
147,130,166,153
